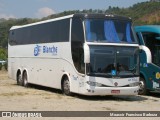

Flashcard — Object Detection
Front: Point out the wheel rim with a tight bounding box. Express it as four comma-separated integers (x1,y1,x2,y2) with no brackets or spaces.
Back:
23,72,28,87
63,79,70,95
139,80,145,94
17,74,22,85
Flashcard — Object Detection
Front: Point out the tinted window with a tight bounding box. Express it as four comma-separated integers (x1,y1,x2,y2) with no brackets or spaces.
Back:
142,32,160,66
71,18,85,74
88,46,139,77
9,19,70,45
71,18,84,42
85,19,137,44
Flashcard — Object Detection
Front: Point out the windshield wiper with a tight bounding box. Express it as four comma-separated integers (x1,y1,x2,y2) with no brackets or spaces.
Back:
128,67,136,75
116,66,136,76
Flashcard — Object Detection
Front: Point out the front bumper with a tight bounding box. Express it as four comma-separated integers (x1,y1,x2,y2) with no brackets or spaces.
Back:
80,86,139,96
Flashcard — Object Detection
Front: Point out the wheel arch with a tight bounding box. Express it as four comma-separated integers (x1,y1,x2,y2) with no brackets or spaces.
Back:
22,68,29,82
139,71,151,95
61,72,71,90
140,71,148,87
16,69,22,81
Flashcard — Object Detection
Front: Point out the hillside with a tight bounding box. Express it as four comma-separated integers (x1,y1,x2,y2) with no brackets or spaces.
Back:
105,1,160,25
42,1,160,25
0,1,160,50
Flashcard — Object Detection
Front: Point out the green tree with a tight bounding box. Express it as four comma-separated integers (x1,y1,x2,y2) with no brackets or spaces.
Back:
0,48,7,60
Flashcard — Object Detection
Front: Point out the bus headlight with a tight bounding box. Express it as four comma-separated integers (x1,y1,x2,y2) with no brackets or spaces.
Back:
86,81,102,87
129,82,139,87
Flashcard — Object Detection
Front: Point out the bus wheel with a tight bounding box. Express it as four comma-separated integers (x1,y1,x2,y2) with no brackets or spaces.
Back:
139,77,147,95
62,77,71,96
23,72,28,87
17,73,23,86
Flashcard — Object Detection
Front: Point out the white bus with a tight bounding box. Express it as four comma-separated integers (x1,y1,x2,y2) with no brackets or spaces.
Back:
8,14,139,96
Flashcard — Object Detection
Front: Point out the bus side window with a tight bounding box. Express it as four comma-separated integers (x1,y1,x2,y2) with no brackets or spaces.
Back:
9,30,16,45
71,18,85,74
141,32,155,48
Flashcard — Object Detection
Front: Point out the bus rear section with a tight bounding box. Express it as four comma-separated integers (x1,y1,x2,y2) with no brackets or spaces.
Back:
135,25,160,95
8,14,139,96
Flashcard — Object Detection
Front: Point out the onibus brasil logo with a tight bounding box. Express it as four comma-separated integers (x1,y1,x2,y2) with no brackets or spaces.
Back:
34,45,58,56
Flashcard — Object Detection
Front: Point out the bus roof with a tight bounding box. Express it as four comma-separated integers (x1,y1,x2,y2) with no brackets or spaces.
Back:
10,14,74,30
134,25,160,34
10,13,132,30
73,13,131,20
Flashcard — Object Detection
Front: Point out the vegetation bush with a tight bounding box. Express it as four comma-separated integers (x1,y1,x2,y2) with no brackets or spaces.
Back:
0,48,7,71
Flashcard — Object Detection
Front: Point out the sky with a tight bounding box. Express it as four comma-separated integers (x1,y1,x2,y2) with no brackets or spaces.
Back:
0,0,150,19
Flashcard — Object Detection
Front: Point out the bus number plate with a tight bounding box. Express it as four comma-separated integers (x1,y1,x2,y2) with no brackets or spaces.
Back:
111,90,120,94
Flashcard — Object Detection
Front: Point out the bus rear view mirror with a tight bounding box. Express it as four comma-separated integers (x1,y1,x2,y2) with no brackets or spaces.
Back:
83,43,90,63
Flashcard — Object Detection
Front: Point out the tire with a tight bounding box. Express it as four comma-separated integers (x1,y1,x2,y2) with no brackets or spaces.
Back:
62,77,72,96
17,73,23,86
23,72,29,87
138,77,148,95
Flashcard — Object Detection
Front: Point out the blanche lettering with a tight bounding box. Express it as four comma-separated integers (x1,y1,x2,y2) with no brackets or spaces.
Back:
34,45,58,56
43,46,58,55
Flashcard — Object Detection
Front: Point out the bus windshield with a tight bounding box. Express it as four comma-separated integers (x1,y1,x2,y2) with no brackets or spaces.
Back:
87,46,139,77
85,19,137,44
